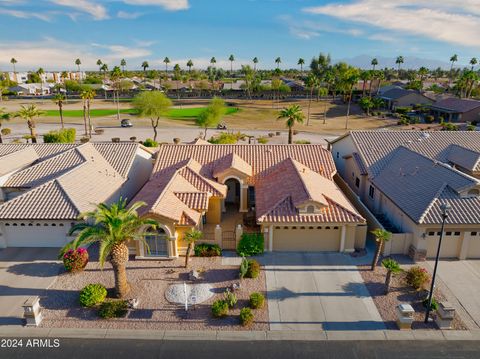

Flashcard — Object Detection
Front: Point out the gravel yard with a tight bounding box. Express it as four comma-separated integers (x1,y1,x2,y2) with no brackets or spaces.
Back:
359,265,467,330
40,254,268,331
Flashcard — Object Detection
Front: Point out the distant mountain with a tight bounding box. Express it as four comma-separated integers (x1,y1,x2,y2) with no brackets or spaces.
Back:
335,55,466,70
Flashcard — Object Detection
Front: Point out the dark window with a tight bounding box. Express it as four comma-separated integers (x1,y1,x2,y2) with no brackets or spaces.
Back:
20,223,25,226
325,226,331,230
317,226,322,229
309,227,314,230
52,223,56,227
454,232,460,236
292,226,297,230
355,177,360,188
59,223,64,227
428,232,435,236
446,232,452,236
334,226,339,230
275,226,280,229
472,232,478,236
28,223,33,226
306,205,315,213
369,185,375,199
437,232,441,235
5,223,10,226
247,186,256,208
283,227,288,230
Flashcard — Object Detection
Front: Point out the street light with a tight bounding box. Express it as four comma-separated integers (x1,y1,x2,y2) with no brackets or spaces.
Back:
424,203,451,323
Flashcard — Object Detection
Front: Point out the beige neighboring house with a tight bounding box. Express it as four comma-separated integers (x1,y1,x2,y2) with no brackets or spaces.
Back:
330,131,480,261
129,142,367,259
0,142,153,248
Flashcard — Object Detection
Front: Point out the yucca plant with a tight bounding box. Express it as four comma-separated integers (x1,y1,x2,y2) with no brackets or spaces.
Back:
381,258,402,294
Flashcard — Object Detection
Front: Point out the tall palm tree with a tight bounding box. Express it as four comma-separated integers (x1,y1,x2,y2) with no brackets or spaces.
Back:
184,228,202,268
360,70,371,97
62,199,159,298
53,93,66,129
277,105,305,144
37,67,45,94
252,57,258,71
275,57,281,69
228,54,235,90
141,61,149,83
344,67,360,129
305,74,319,126
100,63,108,79
110,66,122,121
75,58,81,73
298,58,305,74
187,59,194,73
210,57,217,68
371,58,378,71
81,89,95,137
10,58,17,82
395,56,404,77
0,107,11,144
96,59,103,72
371,228,392,270
120,58,127,72
449,54,458,72
163,57,170,74
16,104,43,143
470,57,478,70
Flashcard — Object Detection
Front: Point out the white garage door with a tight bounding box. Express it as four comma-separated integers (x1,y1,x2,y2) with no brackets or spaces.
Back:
273,227,341,252
427,233,461,259
467,233,480,259
4,223,70,247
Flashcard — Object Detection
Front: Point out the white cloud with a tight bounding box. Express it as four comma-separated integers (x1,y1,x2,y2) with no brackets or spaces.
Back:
117,10,143,19
303,0,480,48
123,0,189,11
50,0,108,20
280,15,363,40
0,8,52,21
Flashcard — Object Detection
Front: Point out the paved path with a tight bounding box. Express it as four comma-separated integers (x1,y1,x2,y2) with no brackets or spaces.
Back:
0,248,61,326
263,252,384,331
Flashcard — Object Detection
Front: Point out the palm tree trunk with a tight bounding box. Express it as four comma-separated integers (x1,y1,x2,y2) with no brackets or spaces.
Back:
385,270,392,294
307,87,313,126
371,239,383,270
0,122,3,143
345,88,353,130
185,243,192,268
288,127,293,144
323,100,327,125
152,118,158,142
87,101,92,138
83,103,88,136
110,243,130,298
362,80,366,97
59,103,64,129
116,91,120,121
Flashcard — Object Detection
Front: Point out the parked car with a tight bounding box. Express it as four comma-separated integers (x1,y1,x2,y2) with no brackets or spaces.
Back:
121,119,133,128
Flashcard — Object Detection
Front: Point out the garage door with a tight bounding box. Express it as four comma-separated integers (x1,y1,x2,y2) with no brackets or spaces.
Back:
4,224,69,247
467,234,480,259
426,234,461,258
273,227,340,251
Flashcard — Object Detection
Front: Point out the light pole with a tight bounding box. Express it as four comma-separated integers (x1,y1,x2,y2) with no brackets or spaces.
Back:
424,203,451,323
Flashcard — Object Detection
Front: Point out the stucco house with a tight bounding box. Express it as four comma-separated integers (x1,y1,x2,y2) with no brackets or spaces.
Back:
379,88,433,110
430,98,480,123
0,142,153,248
330,131,480,261
130,142,367,258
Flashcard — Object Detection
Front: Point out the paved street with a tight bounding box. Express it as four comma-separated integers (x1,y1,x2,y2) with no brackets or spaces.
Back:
264,252,384,331
0,248,61,326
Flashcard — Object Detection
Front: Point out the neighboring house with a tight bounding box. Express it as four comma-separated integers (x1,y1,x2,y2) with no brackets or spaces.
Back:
130,143,367,259
377,85,403,96
330,131,480,261
9,83,50,96
430,98,480,123
0,142,153,248
379,88,433,110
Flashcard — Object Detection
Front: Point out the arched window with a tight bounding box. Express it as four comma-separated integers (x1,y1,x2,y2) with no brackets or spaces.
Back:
306,205,315,214
144,227,168,257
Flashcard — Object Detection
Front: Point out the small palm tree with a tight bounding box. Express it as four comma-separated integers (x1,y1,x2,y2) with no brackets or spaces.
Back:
382,258,401,294
187,59,194,72
298,58,305,73
37,67,45,94
61,199,159,298
252,57,258,71
470,57,478,71
371,228,392,270
163,57,170,73
184,229,202,268
0,107,11,144
371,58,378,71
141,61,149,83
277,105,305,144
100,63,108,79
229,54,235,90
75,58,81,73
120,58,127,72
395,56,404,77
96,59,103,71
16,105,43,143
275,57,281,69
10,57,17,74
53,93,66,129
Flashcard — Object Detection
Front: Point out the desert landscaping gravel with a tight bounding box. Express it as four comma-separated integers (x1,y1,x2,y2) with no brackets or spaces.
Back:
40,252,268,331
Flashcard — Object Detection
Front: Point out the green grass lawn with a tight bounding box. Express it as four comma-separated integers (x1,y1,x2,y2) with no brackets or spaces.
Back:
44,107,239,118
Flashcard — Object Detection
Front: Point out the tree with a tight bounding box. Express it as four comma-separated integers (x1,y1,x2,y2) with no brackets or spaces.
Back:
80,89,95,137
133,91,172,141
449,54,458,72
62,199,159,298
359,97,374,116
96,59,103,71
37,67,45,94
53,93,66,129
298,58,305,74
75,58,82,73
371,58,378,70
275,57,281,69
0,107,11,144
395,56,404,77
470,57,478,70
120,58,127,72
228,54,235,90
241,65,254,99
16,104,43,143
141,61,149,82
163,57,170,73
187,59,194,72
184,229,202,268
305,74,319,125
100,63,108,79
277,105,304,144
360,70,371,97
343,67,360,129
382,258,401,294
252,57,258,71
418,66,429,84
196,97,225,138
110,66,123,121
210,57,217,67
371,228,392,270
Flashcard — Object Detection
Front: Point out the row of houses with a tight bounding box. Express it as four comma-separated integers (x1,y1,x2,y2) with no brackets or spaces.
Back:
0,131,479,261
5,71,86,84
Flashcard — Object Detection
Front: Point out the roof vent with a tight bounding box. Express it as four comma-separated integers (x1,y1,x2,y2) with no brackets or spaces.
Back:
420,132,430,139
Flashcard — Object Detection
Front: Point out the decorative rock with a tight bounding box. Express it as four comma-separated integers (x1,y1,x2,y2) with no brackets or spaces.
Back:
189,270,200,281
165,283,214,305
127,298,139,309
231,282,241,292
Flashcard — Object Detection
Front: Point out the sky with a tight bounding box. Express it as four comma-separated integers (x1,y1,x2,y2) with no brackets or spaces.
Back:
0,0,479,71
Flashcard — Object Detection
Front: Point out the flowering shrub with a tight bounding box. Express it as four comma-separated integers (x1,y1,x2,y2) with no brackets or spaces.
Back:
63,248,89,272
405,266,430,290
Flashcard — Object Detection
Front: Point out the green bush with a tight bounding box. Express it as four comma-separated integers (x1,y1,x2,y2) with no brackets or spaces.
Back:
43,128,76,143
246,259,261,279
223,289,237,308
208,132,245,144
239,307,254,326
237,233,264,257
1,128,11,136
257,136,268,144
425,115,435,123
239,257,249,279
211,299,229,318
422,297,439,311
405,266,430,290
194,243,222,257
249,292,265,309
143,138,159,147
294,140,311,144
98,300,128,319
79,283,107,307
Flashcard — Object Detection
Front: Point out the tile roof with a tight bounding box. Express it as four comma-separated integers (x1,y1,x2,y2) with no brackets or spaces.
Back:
380,88,423,100
352,152,368,175
175,192,209,210
431,98,480,113
212,153,253,178
447,145,480,172
0,147,39,176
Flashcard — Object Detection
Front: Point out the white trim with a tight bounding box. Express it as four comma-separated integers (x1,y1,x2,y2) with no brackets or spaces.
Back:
340,225,346,252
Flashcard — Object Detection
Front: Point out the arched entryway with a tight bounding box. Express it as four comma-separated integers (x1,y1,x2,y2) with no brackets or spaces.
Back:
144,227,168,257
225,178,241,211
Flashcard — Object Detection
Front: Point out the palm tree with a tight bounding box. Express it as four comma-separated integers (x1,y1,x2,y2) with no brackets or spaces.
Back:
75,58,81,73
470,57,478,70
100,63,108,79
0,107,11,144
53,93,66,129
10,58,17,82
110,66,122,121
187,59,194,73
16,104,43,143
298,58,305,74
81,89,95,137
210,57,217,68
141,61,149,82
228,54,235,90
371,228,392,270
163,57,170,74
277,105,305,144
305,74,319,126
418,66,429,83
371,58,378,71
184,229,202,268
62,199,159,298
395,56,404,77
275,57,281,69
96,59,103,72
360,70,371,97
449,54,458,72
344,68,360,129
120,58,127,72
382,258,401,294
37,67,45,95
252,57,258,72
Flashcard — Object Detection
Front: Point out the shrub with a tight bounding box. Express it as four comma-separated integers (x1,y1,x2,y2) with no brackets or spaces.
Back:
239,257,249,279
1,128,11,136
79,283,107,307
294,140,311,144
405,266,430,290
249,292,265,309
223,289,237,308
257,136,268,144
246,259,261,279
422,297,439,311
425,115,435,123
43,128,76,143
98,300,128,319
194,243,222,257
237,233,264,257
143,138,158,147
63,248,89,272
208,132,246,144
239,307,254,326
211,300,229,318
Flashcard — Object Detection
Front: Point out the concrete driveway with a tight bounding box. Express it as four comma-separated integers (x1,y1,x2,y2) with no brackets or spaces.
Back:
264,252,384,331
0,248,61,326
425,260,480,329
